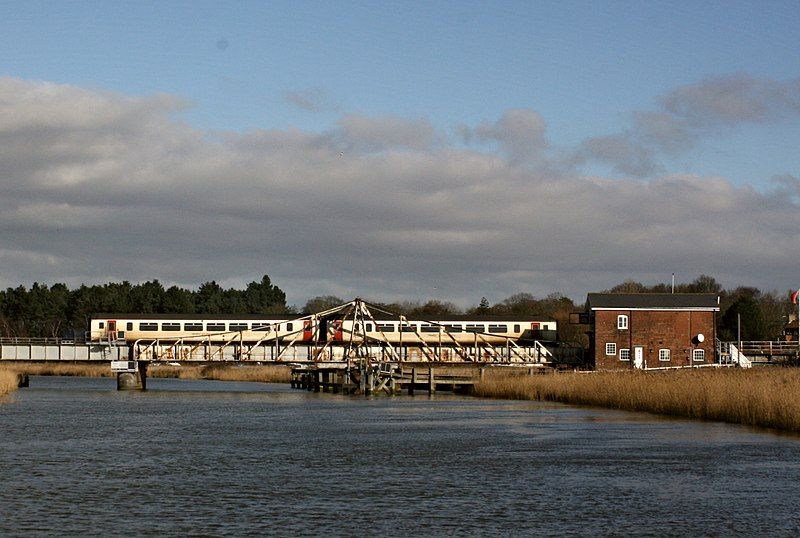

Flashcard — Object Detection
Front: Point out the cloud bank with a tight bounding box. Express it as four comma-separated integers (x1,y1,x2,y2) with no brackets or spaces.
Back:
0,76,798,306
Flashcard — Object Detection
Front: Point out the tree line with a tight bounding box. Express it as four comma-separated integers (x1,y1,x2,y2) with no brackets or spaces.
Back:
0,274,794,342
306,274,795,345
0,276,287,338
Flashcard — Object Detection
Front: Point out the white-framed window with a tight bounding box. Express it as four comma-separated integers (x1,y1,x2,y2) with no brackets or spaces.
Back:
605,343,617,356
617,315,628,330
619,348,630,361
693,349,705,362
659,349,671,362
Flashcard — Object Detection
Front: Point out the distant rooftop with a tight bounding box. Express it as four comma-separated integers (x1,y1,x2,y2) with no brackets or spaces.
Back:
587,293,720,310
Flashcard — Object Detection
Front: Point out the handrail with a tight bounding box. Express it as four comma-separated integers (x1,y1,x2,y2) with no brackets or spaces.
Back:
735,341,799,355
0,337,87,345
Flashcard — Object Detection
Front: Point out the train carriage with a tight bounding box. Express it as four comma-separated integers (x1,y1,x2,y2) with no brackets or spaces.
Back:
89,313,557,346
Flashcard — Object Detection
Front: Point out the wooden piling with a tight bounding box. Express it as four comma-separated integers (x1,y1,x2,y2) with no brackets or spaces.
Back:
409,368,417,395
16,373,29,388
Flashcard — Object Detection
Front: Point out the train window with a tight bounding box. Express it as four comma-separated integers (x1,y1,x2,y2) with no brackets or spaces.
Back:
401,325,417,332
466,324,485,333
207,323,226,331
230,323,249,331
286,323,294,331
444,324,462,333
514,324,520,333
99,322,105,329
162,323,181,331
126,322,133,331
421,325,440,333
365,323,373,332
488,324,506,333
252,322,271,331
139,323,158,331
184,323,203,331
377,324,394,333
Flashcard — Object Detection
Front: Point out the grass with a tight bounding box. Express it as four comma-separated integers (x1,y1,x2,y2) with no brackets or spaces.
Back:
473,367,800,432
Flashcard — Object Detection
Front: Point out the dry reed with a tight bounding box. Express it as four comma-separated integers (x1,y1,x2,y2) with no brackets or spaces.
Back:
0,369,19,397
5,362,113,378
1,361,291,384
149,363,292,383
473,367,800,432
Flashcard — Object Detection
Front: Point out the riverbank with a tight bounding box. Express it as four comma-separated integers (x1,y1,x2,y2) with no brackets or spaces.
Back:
0,362,292,383
473,367,800,432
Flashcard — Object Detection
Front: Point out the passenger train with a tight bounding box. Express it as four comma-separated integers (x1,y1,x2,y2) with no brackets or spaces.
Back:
89,314,558,346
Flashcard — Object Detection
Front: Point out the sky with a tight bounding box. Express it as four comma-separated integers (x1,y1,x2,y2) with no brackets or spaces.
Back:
0,0,799,308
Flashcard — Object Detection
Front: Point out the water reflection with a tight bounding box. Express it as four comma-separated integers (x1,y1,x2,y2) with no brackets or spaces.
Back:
0,376,799,536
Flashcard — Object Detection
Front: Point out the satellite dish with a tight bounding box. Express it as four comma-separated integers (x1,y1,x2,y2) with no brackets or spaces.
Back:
696,334,705,343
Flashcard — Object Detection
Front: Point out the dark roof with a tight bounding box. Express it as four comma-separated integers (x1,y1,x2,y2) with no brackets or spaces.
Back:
587,293,719,310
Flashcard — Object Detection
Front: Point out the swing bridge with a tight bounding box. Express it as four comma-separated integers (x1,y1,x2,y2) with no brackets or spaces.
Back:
129,298,554,365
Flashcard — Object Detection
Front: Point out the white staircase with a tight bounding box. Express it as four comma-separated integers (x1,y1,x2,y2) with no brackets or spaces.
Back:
728,343,752,368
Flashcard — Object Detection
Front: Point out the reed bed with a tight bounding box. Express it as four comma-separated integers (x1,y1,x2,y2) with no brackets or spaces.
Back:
1,361,291,383
473,367,800,432
6,362,113,378
0,369,19,397
149,363,292,383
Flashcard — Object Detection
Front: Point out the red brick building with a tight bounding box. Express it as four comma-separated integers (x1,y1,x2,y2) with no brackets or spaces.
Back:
587,293,719,370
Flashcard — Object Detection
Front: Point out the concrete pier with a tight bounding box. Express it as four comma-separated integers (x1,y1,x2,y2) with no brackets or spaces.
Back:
114,361,148,391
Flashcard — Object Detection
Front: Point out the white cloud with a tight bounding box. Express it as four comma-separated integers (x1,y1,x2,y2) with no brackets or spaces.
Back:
660,73,800,127
283,88,334,112
333,113,440,152
0,77,798,305
466,109,548,163
576,74,800,177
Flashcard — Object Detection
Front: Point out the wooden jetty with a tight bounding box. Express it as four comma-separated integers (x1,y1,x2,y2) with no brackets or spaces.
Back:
290,362,545,396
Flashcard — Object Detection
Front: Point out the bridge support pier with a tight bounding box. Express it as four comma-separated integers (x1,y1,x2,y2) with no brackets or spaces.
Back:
116,361,148,391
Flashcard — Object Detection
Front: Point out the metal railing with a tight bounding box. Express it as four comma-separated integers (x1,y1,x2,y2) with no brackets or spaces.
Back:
0,336,87,345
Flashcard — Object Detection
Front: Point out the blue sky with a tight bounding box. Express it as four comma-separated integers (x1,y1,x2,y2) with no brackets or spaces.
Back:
5,4,797,132
1,1,799,305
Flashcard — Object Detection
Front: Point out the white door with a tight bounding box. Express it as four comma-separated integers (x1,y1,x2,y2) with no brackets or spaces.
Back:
634,346,644,369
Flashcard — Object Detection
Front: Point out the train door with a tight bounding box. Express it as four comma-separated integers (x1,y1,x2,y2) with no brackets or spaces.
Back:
317,318,328,343
332,320,343,341
303,320,313,341
107,320,117,340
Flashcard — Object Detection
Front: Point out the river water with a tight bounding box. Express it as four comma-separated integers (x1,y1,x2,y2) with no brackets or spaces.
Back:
1,376,799,536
